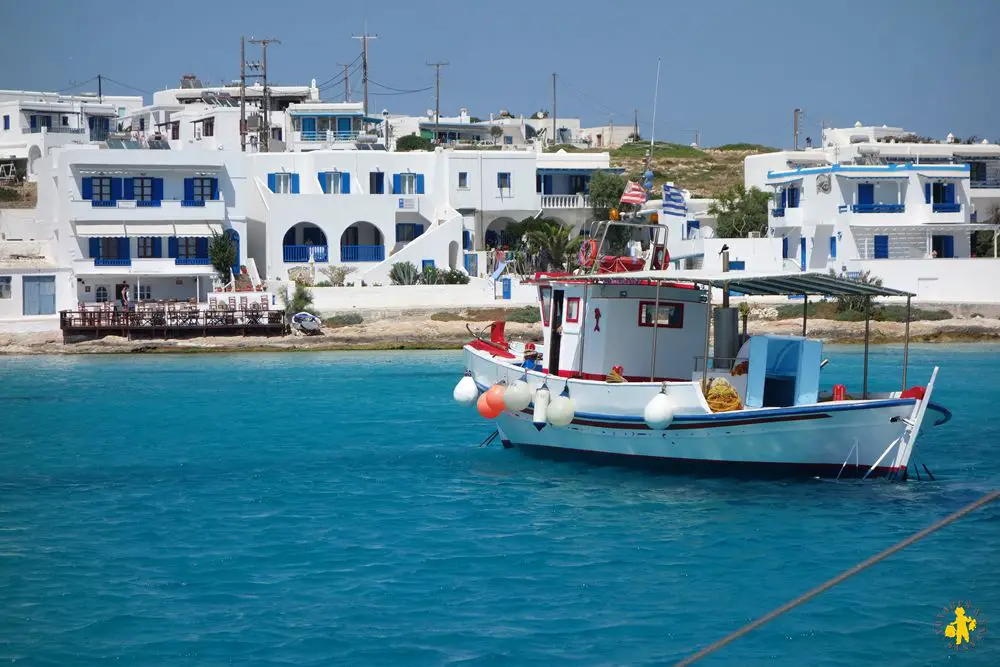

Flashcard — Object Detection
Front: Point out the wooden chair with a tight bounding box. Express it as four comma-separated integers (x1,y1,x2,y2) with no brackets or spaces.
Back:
239,296,248,310
260,295,269,310
228,296,237,309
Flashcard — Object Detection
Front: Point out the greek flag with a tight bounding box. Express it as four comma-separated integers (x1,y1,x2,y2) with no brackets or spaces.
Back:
662,183,688,218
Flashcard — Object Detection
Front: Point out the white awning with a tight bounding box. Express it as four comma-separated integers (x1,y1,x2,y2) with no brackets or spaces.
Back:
173,223,223,237
75,223,127,236
125,223,175,236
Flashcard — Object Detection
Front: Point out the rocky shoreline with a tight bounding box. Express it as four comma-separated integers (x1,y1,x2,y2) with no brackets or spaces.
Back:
2,313,1000,356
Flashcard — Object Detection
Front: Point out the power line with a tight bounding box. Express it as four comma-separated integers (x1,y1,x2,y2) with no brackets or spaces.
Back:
674,488,1000,666
99,76,150,95
316,52,362,90
58,76,99,94
368,78,432,94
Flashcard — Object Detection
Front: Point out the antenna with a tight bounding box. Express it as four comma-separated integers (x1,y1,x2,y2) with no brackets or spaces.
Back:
793,107,802,150
427,61,449,144
336,62,351,102
647,58,661,184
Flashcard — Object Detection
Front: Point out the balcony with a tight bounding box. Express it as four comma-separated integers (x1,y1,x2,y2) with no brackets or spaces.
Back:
76,257,217,276
971,179,1000,189
541,194,590,209
340,245,384,262
283,245,329,263
94,258,131,267
297,130,359,144
23,127,86,135
71,198,225,222
175,257,211,266
932,203,961,213
771,208,785,217
851,204,905,214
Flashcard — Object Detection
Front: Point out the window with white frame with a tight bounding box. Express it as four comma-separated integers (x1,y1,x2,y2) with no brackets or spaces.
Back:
177,238,198,258
0,276,11,299
323,172,342,194
274,173,291,194
497,172,512,195
400,173,416,195
95,286,109,303
192,177,215,201
458,172,468,189
134,177,153,202
137,237,155,258
92,177,113,202
138,285,152,300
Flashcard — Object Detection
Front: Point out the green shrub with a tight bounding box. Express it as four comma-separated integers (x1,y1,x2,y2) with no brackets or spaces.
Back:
396,135,434,152
505,306,541,323
314,281,332,287
441,268,470,285
325,312,364,328
421,265,441,285
713,143,779,152
389,261,420,285
0,187,22,202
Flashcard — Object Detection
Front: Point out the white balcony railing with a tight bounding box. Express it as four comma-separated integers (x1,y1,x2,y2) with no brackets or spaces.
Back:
69,199,226,222
541,194,590,209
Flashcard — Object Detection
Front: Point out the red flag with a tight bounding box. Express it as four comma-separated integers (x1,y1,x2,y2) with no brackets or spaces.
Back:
619,180,647,205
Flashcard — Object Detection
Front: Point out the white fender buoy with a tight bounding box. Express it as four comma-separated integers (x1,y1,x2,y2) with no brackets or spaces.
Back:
548,396,576,427
532,386,551,431
453,373,480,407
644,390,675,430
504,380,532,413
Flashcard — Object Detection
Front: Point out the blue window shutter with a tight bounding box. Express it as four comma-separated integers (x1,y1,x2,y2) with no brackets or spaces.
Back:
874,235,889,259
81,177,93,200
463,230,472,250
943,235,954,258
944,183,955,204
924,183,931,204
152,237,162,257
317,172,327,192
291,173,300,194
89,237,100,258
118,237,129,259
196,237,208,258
830,236,837,259
415,224,424,236
168,237,178,258
111,178,123,202
267,173,277,193
152,178,163,201
341,172,351,194
857,183,874,206
392,173,401,194
780,189,786,208
30,115,37,129
123,177,134,200
415,174,425,194
782,237,789,258
211,178,219,201
183,178,194,201
800,237,806,271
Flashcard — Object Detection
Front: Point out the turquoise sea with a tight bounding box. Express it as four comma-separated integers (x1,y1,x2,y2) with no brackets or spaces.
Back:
1,345,998,666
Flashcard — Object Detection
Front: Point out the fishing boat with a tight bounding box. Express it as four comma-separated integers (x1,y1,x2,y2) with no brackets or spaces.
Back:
454,223,949,480
291,312,322,334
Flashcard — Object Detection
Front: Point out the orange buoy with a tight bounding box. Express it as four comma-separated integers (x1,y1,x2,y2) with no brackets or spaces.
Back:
485,384,507,412
609,208,620,221
477,392,503,419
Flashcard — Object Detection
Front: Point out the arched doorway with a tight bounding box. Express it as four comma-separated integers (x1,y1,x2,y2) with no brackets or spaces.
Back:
341,222,384,262
283,222,328,263
28,146,42,177
484,217,518,249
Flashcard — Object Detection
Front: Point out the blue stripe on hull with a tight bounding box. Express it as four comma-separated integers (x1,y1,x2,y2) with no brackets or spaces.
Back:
508,442,903,480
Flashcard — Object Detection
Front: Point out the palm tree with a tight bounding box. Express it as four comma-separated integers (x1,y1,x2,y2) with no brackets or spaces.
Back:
525,220,583,271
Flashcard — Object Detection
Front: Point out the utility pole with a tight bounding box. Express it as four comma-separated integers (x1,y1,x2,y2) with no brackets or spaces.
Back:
552,72,557,146
633,108,639,140
336,63,351,102
249,37,280,152
793,107,802,150
97,74,102,104
352,29,378,118
427,61,449,144
240,36,246,152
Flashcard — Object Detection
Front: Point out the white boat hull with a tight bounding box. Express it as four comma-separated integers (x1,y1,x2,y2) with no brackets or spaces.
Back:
464,346,938,479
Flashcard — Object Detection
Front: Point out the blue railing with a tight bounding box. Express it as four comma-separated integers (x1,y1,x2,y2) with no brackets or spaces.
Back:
971,179,1000,189
181,200,206,207
94,258,132,267
91,200,116,207
341,245,384,262
932,203,961,213
175,257,211,265
283,245,329,263
771,208,785,217
300,130,359,142
851,204,905,213
136,200,162,207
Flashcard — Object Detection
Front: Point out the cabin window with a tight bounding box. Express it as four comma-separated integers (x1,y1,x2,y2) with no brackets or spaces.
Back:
203,118,214,137
638,301,684,328
539,286,552,326
565,297,581,323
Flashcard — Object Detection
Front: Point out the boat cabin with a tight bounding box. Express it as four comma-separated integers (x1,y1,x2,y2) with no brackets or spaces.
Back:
533,276,709,382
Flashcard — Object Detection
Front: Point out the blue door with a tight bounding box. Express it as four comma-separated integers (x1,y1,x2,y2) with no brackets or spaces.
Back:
873,235,889,259
225,229,241,275
858,183,875,206
542,174,553,194
337,117,352,138
464,253,479,276
23,276,56,316
301,117,316,137
782,237,789,259
942,235,954,258
800,237,807,270
502,278,512,300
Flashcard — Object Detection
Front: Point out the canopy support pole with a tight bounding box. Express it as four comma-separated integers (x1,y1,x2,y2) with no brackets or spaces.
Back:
701,286,713,390
649,279,662,381
862,296,871,399
578,283,589,378
801,294,808,336
901,295,911,391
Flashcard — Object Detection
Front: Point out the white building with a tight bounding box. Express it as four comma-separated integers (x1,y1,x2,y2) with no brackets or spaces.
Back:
743,123,1000,301
0,89,143,180
387,108,584,149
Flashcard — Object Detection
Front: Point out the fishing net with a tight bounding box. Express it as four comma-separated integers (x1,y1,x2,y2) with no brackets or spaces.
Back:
704,377,743,413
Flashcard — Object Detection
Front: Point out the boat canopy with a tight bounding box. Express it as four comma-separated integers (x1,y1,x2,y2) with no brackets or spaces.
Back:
536,270,915,298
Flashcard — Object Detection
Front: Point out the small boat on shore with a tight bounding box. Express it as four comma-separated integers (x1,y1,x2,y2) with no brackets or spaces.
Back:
454,223,949,479
291,312,322,334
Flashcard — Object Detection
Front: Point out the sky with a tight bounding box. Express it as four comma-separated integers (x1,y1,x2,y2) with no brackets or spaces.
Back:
3,0,999,148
